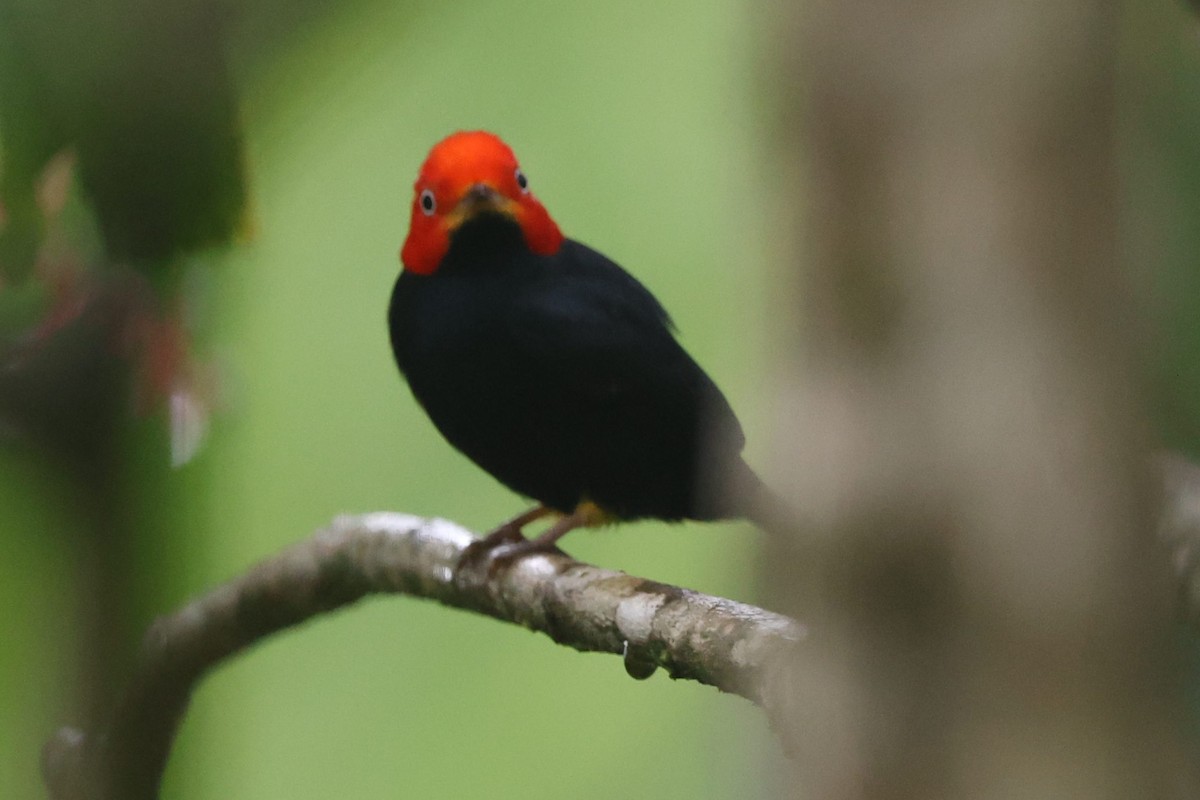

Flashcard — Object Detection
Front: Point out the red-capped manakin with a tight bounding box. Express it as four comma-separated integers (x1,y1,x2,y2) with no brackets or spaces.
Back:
389,131,772,565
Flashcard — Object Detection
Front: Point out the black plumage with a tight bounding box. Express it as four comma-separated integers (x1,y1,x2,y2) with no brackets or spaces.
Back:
389,212,755,527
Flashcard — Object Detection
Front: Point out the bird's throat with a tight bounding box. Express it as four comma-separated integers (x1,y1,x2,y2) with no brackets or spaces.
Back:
444,212,532,270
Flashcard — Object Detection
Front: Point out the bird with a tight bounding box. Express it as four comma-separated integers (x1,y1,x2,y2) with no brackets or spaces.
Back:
388,130,775,568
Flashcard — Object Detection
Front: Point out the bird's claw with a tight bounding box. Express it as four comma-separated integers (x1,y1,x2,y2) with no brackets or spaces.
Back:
457,522,525,571
456,532,570,581
488,537,570,569
456,520,525,580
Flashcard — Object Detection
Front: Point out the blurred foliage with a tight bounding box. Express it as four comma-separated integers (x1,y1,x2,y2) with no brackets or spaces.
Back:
1,0,774,797
0,0,245,275
6,0,1200,796
1132,3,1200,459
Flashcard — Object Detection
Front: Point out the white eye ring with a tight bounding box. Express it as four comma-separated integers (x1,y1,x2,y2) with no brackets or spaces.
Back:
419,189,436,215
515,168,529,193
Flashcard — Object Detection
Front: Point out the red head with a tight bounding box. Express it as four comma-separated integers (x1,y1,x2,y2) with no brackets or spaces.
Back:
400,131,564,275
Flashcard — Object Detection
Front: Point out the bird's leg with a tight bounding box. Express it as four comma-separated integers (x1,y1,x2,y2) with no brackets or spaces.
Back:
478,506,588,570
458,505,552,569
457,505,593,578
486,504,553,544
524,510,588,551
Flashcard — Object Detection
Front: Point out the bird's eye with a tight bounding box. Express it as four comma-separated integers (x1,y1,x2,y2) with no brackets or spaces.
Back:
515,168,529,193
419,189,436,215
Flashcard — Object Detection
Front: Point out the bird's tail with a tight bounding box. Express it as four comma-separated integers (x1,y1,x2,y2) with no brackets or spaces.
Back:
713,458,800,538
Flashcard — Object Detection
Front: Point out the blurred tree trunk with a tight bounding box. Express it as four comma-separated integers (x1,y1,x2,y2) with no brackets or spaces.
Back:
0,2,245,792
763,1,1198,797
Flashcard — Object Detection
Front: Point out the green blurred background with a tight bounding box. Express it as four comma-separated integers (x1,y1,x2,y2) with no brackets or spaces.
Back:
6,0,1200,797
0,0,780,797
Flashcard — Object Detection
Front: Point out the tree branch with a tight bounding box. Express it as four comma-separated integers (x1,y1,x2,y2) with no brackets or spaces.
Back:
39,450,1200,800
40,512,807,800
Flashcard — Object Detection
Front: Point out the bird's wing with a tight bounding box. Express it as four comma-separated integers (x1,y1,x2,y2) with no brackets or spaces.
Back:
505,240,745,456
